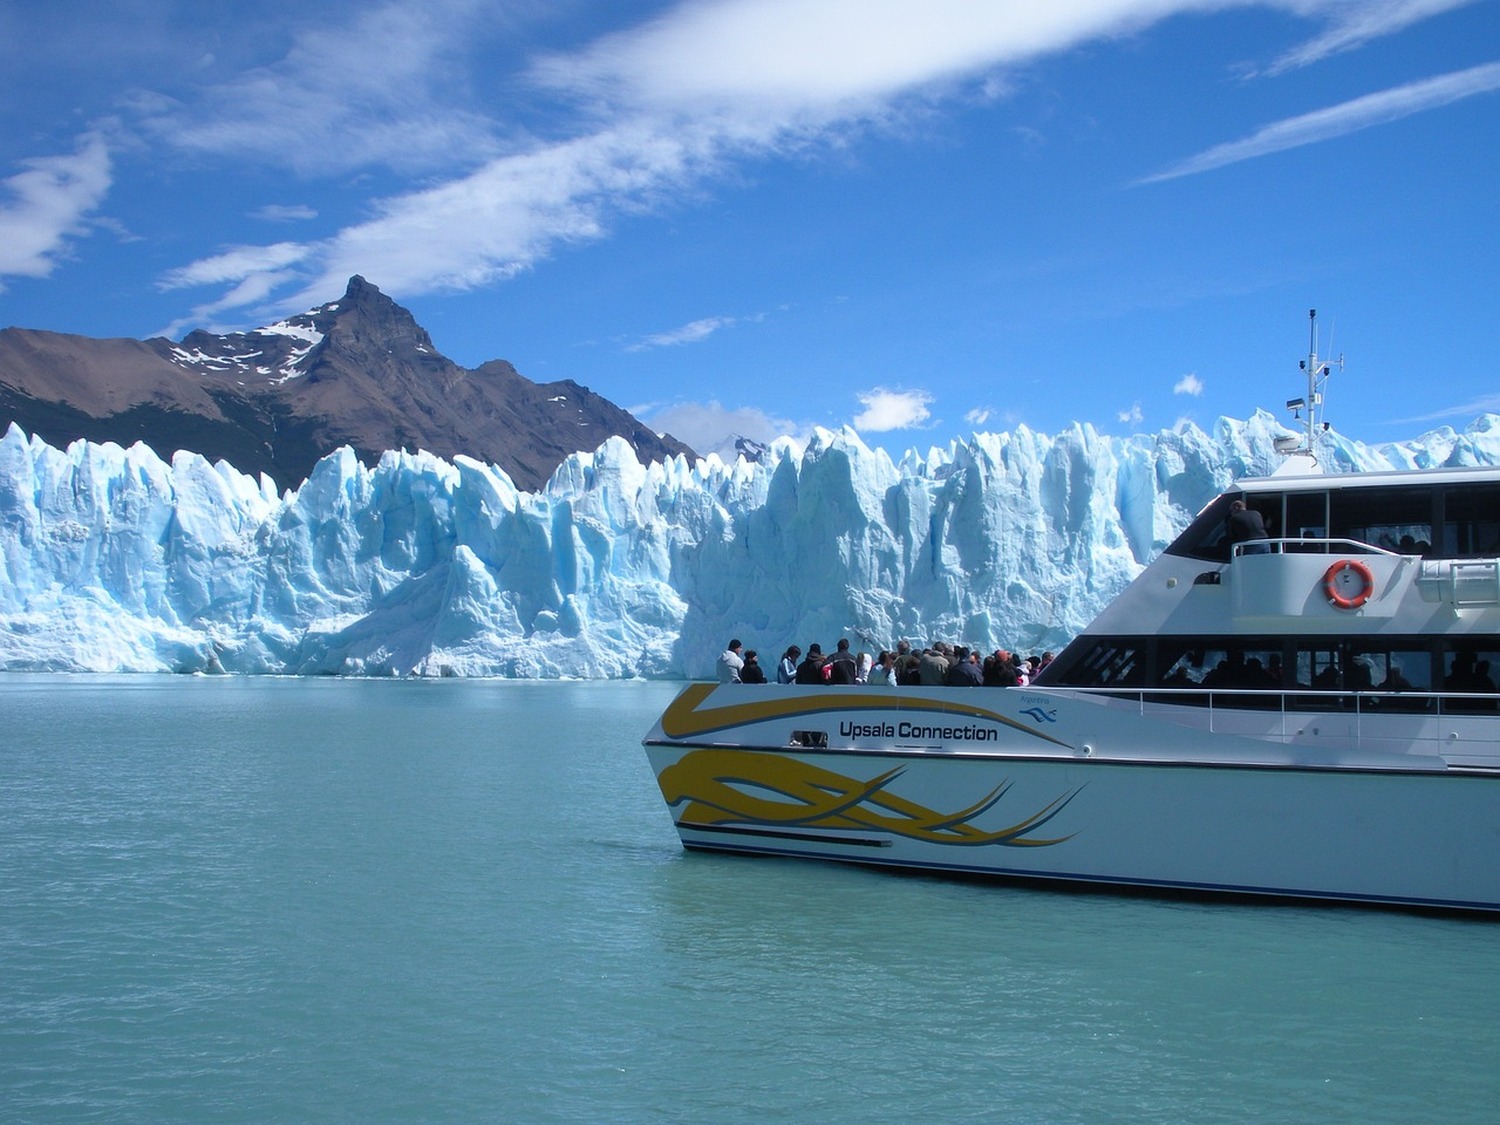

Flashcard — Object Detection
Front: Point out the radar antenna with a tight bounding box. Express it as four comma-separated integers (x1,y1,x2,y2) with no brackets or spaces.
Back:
1280,308,1344,460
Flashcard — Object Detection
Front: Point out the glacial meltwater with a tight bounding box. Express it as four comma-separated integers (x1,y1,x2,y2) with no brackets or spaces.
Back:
3,676,1497,1122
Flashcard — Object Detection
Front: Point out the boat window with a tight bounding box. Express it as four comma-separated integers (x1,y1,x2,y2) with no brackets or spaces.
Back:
1156,639,1283,689
1291,641,1365,691
1328,485,1432,553
1442,643,1500,712
1440,484,1500,558
1164,493,1254,562
1046,637,1147,688
1285,490,1327,544
1349,642,1436,713
1350,644,1435,692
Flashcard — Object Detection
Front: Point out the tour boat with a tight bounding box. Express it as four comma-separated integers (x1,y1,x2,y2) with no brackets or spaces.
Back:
642,315,1500,911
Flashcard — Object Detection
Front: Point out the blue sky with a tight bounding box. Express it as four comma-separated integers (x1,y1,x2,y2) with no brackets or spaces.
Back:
2,0,1497,461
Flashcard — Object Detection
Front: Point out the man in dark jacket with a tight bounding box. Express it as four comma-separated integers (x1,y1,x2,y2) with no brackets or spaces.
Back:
826,638,859,684
946,646,983,686
794,644,827,684
1225,500,1269,555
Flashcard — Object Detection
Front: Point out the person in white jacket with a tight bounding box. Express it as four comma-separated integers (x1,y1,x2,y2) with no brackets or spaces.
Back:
716,639,745,682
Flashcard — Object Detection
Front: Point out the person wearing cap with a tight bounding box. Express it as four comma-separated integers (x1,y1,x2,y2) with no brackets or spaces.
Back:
716,638,745,683
739,649,767,683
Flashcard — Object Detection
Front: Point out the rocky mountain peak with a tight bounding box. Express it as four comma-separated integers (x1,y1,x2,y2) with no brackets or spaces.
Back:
0,276,696,491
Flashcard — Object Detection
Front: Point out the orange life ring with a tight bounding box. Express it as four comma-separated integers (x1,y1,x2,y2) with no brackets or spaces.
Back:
1323,559,1375,609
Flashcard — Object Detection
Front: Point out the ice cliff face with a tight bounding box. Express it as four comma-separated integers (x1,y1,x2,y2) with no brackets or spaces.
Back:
3,413,1500,677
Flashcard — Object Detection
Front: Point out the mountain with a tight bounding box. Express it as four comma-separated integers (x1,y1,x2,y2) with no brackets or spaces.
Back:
0,276,693,490
4,413,1498,677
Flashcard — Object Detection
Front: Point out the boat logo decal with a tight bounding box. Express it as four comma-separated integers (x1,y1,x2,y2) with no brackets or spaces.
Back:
660,749,1081,848
1019,706,1058,724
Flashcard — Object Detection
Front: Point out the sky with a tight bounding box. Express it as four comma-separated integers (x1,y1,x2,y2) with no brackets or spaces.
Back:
1,0,1497,462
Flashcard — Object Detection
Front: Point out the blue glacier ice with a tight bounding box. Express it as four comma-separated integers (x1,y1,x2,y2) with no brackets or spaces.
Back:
3,413,1499,677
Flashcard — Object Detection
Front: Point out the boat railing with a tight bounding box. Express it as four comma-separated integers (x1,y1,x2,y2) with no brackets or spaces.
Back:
1042,684,1499,737
1230,537,1397,559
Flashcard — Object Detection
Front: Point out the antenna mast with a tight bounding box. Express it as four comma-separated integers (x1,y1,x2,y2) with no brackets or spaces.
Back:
1285,308,1344,456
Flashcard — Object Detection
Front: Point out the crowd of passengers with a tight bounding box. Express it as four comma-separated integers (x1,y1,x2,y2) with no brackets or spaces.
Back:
715,638,1054,687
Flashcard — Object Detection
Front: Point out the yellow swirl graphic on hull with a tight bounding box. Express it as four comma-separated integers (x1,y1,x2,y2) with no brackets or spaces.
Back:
659,750,1079,847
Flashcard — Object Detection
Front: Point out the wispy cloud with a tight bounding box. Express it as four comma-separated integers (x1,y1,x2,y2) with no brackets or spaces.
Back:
1139,61,1500,184
627,314,741,352
0,134,112,289
1262,0,1480,76
157,1,1282,324
635,398,805,458
1395,394,1500,425
854,388,933,432
1174,372,1204,396
252,204,318,223
1118,402,1143,425
135,0,500,176
146,0,1479,329
157,242,313,335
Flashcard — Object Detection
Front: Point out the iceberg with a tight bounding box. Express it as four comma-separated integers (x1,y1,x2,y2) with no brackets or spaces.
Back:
3,413,1499,678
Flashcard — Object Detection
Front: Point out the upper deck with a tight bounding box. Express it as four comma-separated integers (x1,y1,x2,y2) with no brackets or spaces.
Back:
1044,464,1500,701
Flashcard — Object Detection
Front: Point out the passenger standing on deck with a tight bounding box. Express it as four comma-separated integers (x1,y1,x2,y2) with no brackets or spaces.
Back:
795,644,827,684
918,644,950,686
946,647,983,686
776,645,801,684
893,640,919,684
716,639,745,683
984,650,1019,687
1226,500,1270,555
739,650,767,683
827,638,859,684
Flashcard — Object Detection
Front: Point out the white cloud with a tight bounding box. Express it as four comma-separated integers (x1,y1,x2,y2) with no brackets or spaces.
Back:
1395,394,1500,425
532,0,1201,120
1118,402,1143,425
154,2,1264,322
1263,0,1480,75
0,134,112,288
156,242,313,336
635,399,804,458
252,204,318,223
151,0,1475,327
137,0,500,176
965,407,993,426
853,388,933,432
159,242,311,290
1139,61,1500,184
1174,372,1204,396
627,315,738,352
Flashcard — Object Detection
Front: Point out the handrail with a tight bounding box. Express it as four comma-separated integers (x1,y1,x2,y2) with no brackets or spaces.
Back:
1028,684,1500,729
1230,537,1399,558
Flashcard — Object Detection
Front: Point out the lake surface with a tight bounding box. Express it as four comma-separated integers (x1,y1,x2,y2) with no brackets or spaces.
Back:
3,675,1498,1122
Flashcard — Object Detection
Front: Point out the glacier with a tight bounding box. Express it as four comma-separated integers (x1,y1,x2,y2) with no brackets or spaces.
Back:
3,414,1500,678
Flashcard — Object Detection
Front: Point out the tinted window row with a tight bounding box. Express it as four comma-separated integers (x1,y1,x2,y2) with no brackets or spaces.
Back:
1039,634,1500,712
1168,483,1500,562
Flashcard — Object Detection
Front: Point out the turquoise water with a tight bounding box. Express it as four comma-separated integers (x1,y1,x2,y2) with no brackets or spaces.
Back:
3,676,1498,1123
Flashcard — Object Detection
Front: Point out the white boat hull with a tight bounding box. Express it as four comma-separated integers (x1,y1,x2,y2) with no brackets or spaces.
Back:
643,684,1500,912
